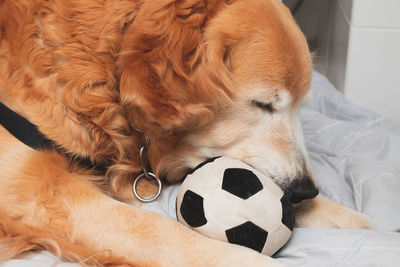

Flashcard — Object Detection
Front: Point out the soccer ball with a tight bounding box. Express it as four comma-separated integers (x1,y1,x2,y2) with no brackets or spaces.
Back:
176,157,294,256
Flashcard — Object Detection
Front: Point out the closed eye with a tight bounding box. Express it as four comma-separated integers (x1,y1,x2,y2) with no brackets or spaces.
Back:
252,100,275,113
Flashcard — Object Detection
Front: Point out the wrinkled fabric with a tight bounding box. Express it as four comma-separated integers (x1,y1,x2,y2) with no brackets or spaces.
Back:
1,72,399,266
275,72,400,266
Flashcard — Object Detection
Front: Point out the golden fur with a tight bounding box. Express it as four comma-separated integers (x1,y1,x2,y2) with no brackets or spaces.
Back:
0,0,369,266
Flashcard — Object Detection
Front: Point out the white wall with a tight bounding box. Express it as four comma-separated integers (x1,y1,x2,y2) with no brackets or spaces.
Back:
343,0,400,124
283,0,400,124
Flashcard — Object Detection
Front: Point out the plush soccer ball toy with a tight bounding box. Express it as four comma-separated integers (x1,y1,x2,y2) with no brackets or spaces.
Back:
176,157,294,256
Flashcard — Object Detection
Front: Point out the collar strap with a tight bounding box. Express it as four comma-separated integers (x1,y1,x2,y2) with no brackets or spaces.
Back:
0,102,162,201
0,101,106,170
0,101,54,150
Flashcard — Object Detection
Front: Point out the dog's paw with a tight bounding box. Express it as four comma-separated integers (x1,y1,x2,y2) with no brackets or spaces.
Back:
294,196,371,229
325,206,371,229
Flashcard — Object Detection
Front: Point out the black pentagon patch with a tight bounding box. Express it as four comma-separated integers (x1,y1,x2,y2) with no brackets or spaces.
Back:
225,221,268,253
280,194,295,231
180,190,207,228
222,168,263,199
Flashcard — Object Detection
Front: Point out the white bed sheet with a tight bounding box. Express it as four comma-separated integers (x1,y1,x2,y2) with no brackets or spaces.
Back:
2,71,400,266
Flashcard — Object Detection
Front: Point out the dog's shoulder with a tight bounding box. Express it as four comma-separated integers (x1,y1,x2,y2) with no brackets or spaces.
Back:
0,0,140,162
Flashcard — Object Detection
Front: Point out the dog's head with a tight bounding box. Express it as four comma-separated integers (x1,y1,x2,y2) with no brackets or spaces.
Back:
119,0,318,203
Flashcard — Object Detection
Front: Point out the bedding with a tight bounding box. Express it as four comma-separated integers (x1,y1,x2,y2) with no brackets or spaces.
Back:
1,71,399,266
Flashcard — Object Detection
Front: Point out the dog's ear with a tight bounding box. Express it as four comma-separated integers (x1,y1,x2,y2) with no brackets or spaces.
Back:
118,0,229,132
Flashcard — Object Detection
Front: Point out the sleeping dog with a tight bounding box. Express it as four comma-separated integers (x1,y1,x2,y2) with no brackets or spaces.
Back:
0,0,369,265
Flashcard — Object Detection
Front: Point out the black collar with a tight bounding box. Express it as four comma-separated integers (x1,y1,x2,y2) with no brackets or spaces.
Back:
0,101,55,150
0,101,105,170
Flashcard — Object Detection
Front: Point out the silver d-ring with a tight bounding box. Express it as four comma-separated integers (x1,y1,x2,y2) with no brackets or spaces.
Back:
133,172,162,203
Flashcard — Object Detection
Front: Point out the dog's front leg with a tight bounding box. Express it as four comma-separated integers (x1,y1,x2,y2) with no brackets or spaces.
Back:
0,145,282,266
75,197,284,267
294,196,370,229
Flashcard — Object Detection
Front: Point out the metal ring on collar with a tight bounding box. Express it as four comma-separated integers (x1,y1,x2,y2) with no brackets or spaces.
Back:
133,172,162,203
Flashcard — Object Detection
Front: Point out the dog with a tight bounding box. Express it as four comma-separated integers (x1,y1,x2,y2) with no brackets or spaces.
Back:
0,0,369,266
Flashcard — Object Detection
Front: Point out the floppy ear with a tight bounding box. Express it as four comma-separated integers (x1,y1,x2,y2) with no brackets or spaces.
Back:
118,0,228,132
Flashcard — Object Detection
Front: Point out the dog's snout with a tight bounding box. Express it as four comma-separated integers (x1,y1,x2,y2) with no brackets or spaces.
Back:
287,176,319,204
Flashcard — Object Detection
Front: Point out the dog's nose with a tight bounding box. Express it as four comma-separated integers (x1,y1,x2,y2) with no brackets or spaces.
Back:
287,176,319,204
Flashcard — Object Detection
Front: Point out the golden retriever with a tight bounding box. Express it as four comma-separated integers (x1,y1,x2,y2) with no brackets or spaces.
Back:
0,0,369,266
